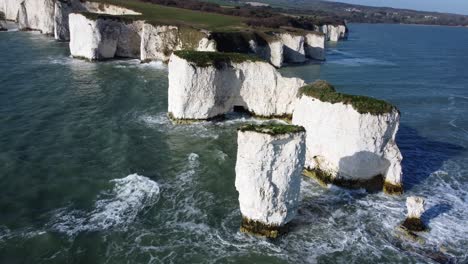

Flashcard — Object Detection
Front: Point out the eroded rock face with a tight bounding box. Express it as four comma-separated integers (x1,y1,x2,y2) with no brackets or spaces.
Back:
140,24,215,62
54,0,86,41
235,127,306,236
18,0,55,35
292,93,403,190
168,53,305,120
2,0,22,21
211,31,285,68
140,24,179,62
277,33,306,63
69,13,122,60
304,33,325,61
116,20,143,58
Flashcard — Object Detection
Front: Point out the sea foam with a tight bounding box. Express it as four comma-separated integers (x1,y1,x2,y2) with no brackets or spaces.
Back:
51,174,160,236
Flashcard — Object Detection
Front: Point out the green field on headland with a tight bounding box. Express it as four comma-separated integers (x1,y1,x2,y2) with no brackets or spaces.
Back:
90,0,247,30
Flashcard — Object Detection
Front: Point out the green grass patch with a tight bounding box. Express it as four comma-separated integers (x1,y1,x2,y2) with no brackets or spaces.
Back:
86,0,246,30
238,123,305,135
174,50,263,67
299,80,396,115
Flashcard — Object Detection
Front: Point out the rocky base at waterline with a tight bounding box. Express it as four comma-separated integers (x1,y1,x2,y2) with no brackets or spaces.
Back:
292,80,403,193
168,51,304,120
235,124,306,238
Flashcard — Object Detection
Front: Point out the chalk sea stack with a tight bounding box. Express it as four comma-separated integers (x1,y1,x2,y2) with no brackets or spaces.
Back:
292,80,403,193
168,51,304,122
235,124,306,238
402,196,427,232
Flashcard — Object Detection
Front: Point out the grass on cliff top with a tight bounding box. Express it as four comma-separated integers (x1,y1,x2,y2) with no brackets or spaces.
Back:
238,123,305,135
87,0,246,30
299,80,396,115
174,50,263,67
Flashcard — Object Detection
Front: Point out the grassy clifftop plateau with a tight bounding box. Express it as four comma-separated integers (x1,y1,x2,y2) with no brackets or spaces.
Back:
88,0,344,31
299,80,396,115
88,0,246,30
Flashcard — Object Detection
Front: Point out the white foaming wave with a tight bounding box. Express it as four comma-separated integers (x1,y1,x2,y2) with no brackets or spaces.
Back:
139,113,219,139
416,169,468,259
330,57,396,67
51,174,160,236
111,60,166,70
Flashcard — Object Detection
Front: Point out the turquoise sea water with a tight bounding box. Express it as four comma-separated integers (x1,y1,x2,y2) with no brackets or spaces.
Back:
0,24,467,263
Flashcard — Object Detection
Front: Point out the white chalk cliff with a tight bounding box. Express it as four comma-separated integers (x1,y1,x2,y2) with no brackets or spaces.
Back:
276,33,306,63
69,13,122,60
168,52,305,120
2,0,22,21
321,24,347,42
292,81,403,190
140,24,216,62
235,126,306,228
17,0,55,34
304,33,325,61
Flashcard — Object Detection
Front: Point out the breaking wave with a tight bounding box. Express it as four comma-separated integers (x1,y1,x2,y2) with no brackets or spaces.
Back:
50,174,160,236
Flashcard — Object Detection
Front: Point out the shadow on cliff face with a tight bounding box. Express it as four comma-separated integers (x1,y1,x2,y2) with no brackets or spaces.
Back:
397,125,465,191
338,151,390,180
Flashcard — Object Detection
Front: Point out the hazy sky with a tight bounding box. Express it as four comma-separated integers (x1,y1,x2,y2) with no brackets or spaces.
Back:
328,0,468,15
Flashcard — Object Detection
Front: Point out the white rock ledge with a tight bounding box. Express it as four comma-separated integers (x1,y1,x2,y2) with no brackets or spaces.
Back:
168,52,305,120
292,81,403,193
235,124,306,237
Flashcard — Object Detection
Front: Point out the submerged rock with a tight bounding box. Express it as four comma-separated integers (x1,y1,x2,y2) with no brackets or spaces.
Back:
292,80,403,193
235,124,306,238
402,196,427,232
167,51,305,121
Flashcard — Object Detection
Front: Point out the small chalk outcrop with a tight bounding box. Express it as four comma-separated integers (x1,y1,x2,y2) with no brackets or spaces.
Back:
402,197,427,232
235,124,306,238
17,0,55,35
292,81,403,193
168,51,305,121
304,32,325,61
2,0,22,21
